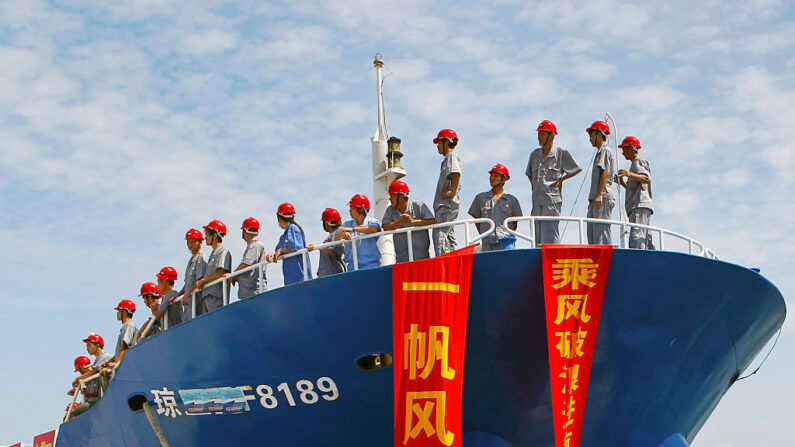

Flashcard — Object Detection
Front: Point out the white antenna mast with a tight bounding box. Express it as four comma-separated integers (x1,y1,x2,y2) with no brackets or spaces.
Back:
371,53,405,265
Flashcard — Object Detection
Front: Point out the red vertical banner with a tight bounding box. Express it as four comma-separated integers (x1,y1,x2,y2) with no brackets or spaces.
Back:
33,430,56,447
542,244,613,447
393,245,476,447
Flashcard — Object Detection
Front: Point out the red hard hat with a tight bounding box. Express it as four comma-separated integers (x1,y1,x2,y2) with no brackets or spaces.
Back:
618,136,642,149
489,163,511,180
139,282,160,296
433,128,458,144
203,220,227,236
348,194,370,210
156,266,178,281
82,333,105,348
321,208,342,222
537,120,558,134
74,356,91,372
388,179,410,195
241,217,260,230
586,120,611,135
277,202,296,216
185,228,204,240
66,402,81,411
115,299,136,312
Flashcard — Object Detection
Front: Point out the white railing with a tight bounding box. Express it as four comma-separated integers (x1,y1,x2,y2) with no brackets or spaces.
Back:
158,218,495,328
504,215,718,258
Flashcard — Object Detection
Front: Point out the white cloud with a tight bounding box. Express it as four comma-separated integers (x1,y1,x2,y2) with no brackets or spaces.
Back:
179,28,239,55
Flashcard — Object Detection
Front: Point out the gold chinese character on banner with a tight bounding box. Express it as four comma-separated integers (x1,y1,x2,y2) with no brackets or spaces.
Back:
551,258,599,290
559,364,581,394
554,294,592,324
403,324,456,380
555,331,588,359
404,391,454,446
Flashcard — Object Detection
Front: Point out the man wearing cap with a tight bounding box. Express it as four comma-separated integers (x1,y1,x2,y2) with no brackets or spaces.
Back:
229,217,267,299
107,300,137,368
176,228,207,317
193,220,232,313
526,120,582,245
432,129,463,255
615,136,654,249
67,356,93,418
154,267,184,328
136,282,163,339
70,333,113,417
468,164,523,251
586,121,616,245
308,208,346,278
335,194,382,270
382,180,435,262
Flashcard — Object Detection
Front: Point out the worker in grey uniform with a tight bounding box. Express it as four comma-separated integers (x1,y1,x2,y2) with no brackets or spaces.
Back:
308,208,346,277
468,164,523,251
70,333,113,416
585,120,616,245
67,356,93,419
177,228,207,317
432,128,462,255
192,220,232,313
229,217,267,299
107,299,137,369
382,179,435,262
154,266,184,327
615,136,654,249
136,282,162,339
526,120,582,245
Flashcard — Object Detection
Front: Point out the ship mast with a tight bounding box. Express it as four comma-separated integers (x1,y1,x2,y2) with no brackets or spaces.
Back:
371,53,404,265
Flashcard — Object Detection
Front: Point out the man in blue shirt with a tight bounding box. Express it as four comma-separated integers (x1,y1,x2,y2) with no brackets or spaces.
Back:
335,194,382,270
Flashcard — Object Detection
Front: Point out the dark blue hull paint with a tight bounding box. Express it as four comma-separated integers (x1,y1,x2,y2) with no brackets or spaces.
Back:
56,249,785,447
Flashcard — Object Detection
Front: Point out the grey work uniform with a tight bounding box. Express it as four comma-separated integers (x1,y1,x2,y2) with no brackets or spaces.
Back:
468,191,523,251
203,244,232,313
114,320,137,361
317,233,345,277
238,237,267,299
624,157,654,249
182,251,207,317
526,146,581,245
587,144,615,245
382,199,434,262
158,289,184,328
433,151,462,255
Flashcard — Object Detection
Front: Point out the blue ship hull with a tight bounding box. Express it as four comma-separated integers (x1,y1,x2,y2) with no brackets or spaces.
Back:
55,248,785,447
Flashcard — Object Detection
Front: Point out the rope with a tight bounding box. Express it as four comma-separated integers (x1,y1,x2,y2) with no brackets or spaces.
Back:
143,401,171,447
734,326,782,382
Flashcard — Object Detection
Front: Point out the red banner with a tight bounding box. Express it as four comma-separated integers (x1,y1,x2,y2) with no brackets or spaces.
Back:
33,430,56,447
542,245,613,447
393,245,475,447
10,443,22,447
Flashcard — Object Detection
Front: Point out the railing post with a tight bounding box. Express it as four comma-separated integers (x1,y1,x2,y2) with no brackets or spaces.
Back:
164,306,169,330
352,239,359,271
689,239,694,255
222,278,228,306
529,217,536,248
191,290,197,319
620,223,628,249
659,230,665,251
258,265,265,293
464,223,471,245
579,220,586,244
302,251,309,281
407,229,413,262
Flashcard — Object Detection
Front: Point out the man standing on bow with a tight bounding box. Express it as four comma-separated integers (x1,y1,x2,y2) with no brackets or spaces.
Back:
526,120,582,245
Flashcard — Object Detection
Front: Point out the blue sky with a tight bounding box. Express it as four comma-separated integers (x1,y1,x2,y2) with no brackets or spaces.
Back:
1,0,793,445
